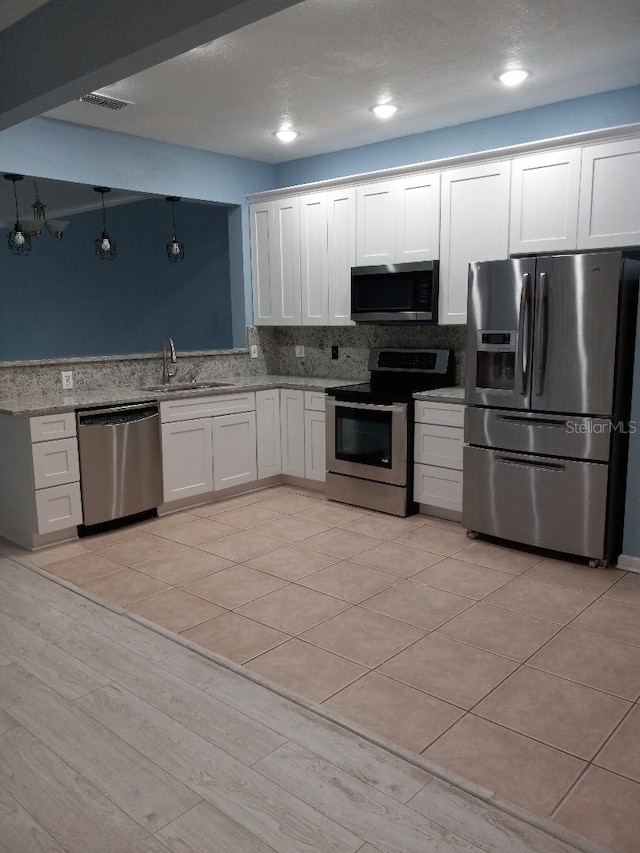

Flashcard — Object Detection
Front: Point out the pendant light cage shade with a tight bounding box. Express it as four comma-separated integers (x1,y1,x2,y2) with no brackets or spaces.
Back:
94,187,117,260
4,174,32,256
166,196,185,262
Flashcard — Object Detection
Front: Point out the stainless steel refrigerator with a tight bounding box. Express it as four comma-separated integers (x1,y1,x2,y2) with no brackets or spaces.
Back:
464,251,639,565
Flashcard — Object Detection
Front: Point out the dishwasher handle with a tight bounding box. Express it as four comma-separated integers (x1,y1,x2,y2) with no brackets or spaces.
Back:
78,404,159,427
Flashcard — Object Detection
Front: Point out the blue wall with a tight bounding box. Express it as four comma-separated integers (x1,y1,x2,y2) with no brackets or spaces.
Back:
0,117,277,346
276,85,640,186
0,198,233,359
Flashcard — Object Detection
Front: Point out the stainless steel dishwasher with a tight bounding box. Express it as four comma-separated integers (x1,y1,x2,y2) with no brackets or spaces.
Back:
77,403,163,526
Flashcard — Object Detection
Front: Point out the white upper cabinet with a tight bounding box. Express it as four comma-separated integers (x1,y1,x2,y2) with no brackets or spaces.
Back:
251,196,301,325
326,186,356,325
578,138,640,249
440,160,511,325
510,148,581,254
356,174,440,266
356,180,397,265
395,172,441,261
300,192,329,325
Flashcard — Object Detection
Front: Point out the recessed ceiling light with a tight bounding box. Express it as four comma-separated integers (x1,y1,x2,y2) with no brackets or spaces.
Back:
497,69,530,87
370,103,399,119
274,129,299,143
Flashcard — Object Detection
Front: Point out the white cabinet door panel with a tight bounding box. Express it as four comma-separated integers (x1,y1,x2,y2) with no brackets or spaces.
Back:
30,412,76,442
356,181,397,265
415,401,464,427
578,139,640,249
327,187,356,325
414,464,463,512
271,197,301,324
32,437,80,489
440,161,511,325
250,202,274,324
396,172,440,261
256,390,281,479
300,193,329,325
161,419,213,503
212,412,257,491
414,424,463,470
304,410,326,482
510,149,580,253
35,483,83,534
280,389,305,477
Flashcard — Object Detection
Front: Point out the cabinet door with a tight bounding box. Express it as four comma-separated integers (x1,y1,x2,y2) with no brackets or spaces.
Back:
396,172,440,261
327,187,356,326
414,424,463,470
300,193,329,325
256,389,281,479
578,138,640,249
440,161,511,325
414,463,463,512
212,412,257,491
510,149,581,253
32,437,80,489
250,201,275,325
161,418,213,503
270,196,301,324
304,410,326,482
280,389,305,477
356,181,397,265
35,483,83,534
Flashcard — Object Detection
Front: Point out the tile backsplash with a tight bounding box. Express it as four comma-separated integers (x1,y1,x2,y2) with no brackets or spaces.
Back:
0,324,466,399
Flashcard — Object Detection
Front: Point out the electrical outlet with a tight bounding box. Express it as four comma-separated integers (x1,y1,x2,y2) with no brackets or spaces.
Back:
61,371,73,390
331,345,339,360
250,344,258,359
295,345,305,358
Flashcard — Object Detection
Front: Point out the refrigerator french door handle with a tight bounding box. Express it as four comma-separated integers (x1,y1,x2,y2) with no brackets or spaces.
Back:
516,273,532,395
534,272,549,396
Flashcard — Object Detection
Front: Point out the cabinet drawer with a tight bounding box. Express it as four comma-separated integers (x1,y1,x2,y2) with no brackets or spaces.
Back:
35,482,83,534
30,412,76,442
414,424,463,469
32,437,80,489
160,392,255,423
415,401,464,427
304,390,326,411
414,463,463,512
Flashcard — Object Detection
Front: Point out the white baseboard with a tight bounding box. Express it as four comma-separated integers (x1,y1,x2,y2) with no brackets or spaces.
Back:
616,554,640,573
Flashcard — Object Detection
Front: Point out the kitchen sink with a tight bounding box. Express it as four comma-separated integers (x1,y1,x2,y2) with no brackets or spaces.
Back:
144,381,233,393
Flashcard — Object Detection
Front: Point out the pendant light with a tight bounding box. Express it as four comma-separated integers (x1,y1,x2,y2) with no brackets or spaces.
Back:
4,174,32,256
29,182,47,237
166,196,184,262
94,186,117,260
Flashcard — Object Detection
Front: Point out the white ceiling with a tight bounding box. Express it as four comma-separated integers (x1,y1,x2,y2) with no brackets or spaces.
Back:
0,0,50,32
45,0,640,164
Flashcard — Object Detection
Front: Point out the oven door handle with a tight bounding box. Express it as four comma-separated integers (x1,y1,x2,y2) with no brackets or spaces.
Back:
326,399,406,415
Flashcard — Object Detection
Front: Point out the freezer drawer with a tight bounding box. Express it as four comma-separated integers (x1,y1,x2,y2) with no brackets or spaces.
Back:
465,407,612,462
463,445,609,560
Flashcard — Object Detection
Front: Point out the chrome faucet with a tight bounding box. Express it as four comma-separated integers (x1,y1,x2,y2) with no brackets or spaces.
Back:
162,336,178,384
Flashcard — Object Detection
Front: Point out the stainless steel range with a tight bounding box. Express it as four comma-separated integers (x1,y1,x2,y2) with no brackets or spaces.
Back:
326,348,455,516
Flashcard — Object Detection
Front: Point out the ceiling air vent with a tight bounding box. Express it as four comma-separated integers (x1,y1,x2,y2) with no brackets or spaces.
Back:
77,92,131,110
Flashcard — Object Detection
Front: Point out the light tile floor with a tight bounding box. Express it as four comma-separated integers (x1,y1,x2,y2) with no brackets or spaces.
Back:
9,483,640,853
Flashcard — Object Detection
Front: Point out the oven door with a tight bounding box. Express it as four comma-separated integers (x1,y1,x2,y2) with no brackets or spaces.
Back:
326,399,408,486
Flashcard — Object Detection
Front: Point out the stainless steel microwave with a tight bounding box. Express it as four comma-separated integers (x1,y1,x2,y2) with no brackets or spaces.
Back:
350,261,439,323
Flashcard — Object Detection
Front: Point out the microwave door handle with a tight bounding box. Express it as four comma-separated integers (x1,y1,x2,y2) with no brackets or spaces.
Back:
534,272,549,396
516,273,532,395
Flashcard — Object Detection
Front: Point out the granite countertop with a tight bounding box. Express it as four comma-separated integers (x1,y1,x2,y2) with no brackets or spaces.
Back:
0,375,355,416
413,386,466,403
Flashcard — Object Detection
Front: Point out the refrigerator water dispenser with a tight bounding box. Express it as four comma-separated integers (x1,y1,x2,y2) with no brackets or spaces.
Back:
475,330,516,391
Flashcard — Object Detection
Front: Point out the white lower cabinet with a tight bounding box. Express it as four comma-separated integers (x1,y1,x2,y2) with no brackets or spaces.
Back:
280,389,305,477
161,418,214,503
256,389,282,479
212,411,257,490
414,401,464,516
35,482,83,535
304,409,326,481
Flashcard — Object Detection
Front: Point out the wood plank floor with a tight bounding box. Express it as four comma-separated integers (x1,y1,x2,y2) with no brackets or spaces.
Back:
0,555,604,853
